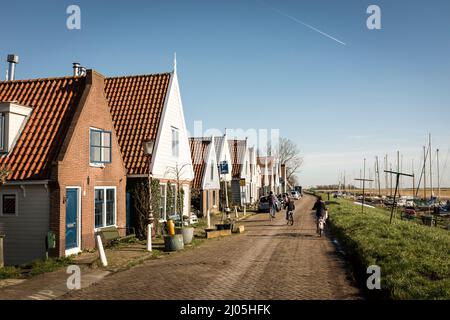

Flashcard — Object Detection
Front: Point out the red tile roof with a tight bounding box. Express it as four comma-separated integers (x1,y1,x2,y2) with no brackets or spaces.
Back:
105,73,171,175
0,76,86,180
189,138,211,189
257,156,274,168
229,139,247,178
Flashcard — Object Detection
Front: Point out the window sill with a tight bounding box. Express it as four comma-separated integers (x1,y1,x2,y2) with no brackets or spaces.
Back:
90,163,106,168
94,224,117,233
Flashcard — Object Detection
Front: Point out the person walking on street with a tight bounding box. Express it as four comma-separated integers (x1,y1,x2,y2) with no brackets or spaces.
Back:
312,196,327,234
268,191,277,219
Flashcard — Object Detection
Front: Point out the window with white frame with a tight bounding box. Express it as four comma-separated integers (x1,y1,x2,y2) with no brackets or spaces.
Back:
94,187,116,229
1,193,17,216
90,129,112,164
171,127,179,157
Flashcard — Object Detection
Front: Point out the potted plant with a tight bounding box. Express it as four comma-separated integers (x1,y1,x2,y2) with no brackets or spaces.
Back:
216,215,233,231
163,233,184,252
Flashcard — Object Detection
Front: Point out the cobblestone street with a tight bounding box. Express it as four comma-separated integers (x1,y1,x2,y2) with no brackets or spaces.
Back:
62,195,362,300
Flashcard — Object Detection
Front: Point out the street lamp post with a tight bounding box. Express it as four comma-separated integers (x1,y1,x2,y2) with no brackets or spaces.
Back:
143,139,155,252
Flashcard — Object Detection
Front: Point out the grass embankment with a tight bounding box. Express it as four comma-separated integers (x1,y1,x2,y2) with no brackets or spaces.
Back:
0,257,73,280
325,197,450,300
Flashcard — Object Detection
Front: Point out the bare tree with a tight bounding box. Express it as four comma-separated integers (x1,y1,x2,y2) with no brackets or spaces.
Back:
164,163,192,226
276,137,303,185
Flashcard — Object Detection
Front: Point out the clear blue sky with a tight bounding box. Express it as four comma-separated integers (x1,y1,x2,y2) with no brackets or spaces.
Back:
1,0,450,187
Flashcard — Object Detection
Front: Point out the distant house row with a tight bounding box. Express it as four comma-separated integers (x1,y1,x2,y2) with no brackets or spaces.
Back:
0,60,288,266
188,136,288,216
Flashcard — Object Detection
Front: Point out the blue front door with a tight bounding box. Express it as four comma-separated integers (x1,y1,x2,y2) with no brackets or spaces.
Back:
66,188,78,250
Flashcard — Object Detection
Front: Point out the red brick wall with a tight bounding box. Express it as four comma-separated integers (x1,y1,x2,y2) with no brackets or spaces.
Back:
201,189,220,216
50,70,127,257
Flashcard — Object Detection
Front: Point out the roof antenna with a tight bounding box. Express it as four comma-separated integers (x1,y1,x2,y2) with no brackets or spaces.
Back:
173,52,177,73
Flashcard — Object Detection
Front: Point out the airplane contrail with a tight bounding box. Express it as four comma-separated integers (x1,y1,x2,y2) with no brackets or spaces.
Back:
257,1,346,46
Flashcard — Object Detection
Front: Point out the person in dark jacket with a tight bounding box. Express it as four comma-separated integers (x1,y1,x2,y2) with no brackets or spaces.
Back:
312,196,327,233
284,195,295,220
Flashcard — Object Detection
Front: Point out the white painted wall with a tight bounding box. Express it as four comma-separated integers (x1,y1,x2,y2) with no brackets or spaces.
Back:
151,71,194,182
218,136,232,182
202,140,220,190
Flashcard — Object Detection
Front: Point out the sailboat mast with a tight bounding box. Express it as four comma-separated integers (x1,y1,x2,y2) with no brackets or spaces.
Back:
437,148,440,202
429,133,433,198
390,163,393,197
385,154,388,195
412,159,415,199
423,145,427,199
376,156,381,197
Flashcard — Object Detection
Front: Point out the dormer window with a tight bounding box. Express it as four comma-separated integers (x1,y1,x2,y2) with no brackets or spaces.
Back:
0,102,33,154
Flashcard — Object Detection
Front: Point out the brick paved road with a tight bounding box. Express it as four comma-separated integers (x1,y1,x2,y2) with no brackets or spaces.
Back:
63,195,362,300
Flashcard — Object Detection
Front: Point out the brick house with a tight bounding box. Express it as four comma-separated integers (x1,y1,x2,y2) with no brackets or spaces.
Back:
0,70,127,265
105,60,194,226
189,137,220,216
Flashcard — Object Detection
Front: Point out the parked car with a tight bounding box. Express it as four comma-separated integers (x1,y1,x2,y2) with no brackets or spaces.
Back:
290,190,300,200
258,196,281,212
277,194,285,206
294,185,302,195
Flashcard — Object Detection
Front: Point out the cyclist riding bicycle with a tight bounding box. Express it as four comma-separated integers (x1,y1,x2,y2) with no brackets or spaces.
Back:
312,196,327,234
284,195,295,221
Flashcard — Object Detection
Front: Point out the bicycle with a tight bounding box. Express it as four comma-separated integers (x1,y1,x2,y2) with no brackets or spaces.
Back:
287,211,294,225
318,217,325,237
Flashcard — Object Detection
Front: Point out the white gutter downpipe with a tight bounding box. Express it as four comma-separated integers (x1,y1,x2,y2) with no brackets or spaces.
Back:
7,54,19,81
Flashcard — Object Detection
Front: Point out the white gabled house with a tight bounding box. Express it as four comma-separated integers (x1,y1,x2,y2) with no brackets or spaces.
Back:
189,137,220,216
229,138,253,206
214,133,233,210
248,146,259,204
106,56,194,224
214,133,232,182
257,156,282,196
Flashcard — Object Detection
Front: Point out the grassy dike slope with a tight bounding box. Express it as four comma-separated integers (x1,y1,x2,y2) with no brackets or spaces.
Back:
325,197,450,299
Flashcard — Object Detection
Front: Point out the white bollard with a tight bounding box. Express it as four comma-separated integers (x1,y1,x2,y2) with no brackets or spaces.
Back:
207,210,211,228
147,223,153,252
96,235,108,267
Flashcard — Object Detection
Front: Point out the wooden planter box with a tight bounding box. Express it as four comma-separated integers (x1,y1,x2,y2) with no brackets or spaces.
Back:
206,229,232,239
